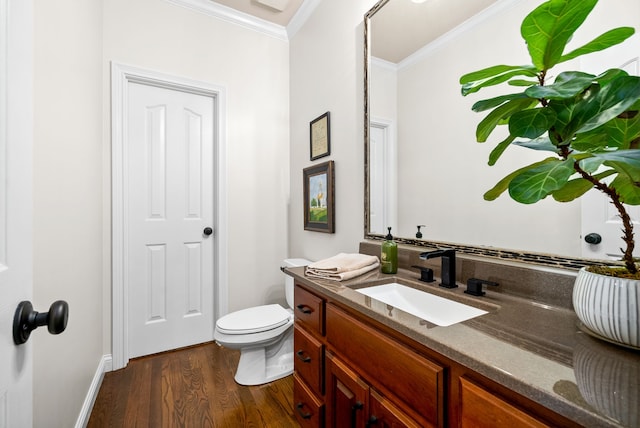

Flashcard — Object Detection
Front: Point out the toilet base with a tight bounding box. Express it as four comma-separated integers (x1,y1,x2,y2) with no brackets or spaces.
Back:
233,329,294,386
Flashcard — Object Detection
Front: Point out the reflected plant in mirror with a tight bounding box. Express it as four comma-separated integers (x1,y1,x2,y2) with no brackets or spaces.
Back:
460,0,640,276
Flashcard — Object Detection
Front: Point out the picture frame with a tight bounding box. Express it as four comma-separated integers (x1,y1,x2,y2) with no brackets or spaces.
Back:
310,111,331,160
303,160,335,233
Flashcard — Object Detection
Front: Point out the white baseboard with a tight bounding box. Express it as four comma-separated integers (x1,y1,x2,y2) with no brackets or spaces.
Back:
75,354,112,428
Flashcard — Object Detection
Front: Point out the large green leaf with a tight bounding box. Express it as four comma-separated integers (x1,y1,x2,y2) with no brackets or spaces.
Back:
513,136,558,152
484,158,559,201
521,0,597,70
487,134,516,166
525,71,595,100
509,158,575,203
508,108,557,139
576,76,640,133
610,174,640,205
471,93,529,113
559,27,635,64
476,98,535,142
574,113,640,151
461,65,538,96
597,150,640,182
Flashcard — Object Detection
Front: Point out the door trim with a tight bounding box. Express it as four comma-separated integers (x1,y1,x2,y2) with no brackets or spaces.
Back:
110,62,228,370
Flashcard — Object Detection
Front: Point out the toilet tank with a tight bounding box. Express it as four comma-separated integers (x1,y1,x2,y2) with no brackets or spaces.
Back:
283,258,311,308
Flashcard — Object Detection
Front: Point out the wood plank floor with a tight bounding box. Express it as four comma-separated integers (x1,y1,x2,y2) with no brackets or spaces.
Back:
88,342,299,427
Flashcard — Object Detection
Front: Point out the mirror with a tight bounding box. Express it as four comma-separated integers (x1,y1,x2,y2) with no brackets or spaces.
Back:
364,0,639,267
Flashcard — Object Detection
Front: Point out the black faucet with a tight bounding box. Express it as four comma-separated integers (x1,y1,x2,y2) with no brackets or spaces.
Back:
419,249,457,288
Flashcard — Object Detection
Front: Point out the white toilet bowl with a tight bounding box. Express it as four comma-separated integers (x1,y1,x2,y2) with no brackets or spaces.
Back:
214,258,310,385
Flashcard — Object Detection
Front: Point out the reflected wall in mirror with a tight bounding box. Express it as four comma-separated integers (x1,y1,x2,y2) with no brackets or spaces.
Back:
365,0,640,265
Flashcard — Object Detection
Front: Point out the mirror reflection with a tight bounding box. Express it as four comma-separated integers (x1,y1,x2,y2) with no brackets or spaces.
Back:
366,0,640,260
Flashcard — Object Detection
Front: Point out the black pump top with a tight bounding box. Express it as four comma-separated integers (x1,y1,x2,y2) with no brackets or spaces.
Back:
385,227,393,240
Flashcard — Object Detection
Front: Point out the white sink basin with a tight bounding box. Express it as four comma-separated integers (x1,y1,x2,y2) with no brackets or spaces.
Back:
355,282,488,326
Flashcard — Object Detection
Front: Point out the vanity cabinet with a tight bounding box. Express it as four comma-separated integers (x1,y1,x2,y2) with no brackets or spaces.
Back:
293,282,579,428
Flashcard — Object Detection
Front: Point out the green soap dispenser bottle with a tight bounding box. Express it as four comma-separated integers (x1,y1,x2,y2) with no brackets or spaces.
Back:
381,227,398,274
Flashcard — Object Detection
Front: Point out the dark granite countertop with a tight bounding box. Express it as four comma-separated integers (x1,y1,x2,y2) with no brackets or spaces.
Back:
285,262,640,428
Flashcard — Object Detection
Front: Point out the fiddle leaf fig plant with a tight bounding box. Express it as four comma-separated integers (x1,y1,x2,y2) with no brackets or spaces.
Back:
460,0,640,276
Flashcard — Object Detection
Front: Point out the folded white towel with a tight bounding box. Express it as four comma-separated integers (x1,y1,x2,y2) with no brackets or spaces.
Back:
305,253,380,281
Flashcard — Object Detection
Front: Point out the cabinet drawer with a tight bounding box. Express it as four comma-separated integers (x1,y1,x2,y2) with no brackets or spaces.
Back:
326,303,445,427
294,324,324,396
294,374,325,428
294,285,324,335
460,377,550,428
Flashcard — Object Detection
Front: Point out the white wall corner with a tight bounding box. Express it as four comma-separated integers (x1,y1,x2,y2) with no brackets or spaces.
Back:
286,0,322,38
74,354,112,428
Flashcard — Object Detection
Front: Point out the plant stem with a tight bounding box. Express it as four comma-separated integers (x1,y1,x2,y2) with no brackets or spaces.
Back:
563,148,637,272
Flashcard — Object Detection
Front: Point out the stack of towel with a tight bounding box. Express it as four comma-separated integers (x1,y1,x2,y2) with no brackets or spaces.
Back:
305,253,380,281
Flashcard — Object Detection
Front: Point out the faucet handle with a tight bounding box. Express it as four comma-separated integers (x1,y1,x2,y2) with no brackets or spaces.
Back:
465,278,499,296
411,265,434,283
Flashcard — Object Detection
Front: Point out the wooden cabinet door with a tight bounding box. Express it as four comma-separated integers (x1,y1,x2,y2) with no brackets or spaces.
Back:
325,352,369,427
369,389,426,428
294,374,325,428
460,377,550,428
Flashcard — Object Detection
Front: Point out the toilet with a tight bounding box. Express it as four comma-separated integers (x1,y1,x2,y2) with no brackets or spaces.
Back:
214,258,311,385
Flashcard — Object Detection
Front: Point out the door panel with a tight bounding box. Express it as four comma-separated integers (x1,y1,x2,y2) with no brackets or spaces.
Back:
325,352,368,428
0,0,33,425
127,82,215,358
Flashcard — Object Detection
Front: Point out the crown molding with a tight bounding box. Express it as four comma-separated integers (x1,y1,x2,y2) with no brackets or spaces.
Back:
164,0,289,41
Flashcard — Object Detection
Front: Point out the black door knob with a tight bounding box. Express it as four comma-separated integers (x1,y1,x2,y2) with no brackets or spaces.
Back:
584,233,602,244
13,300,69,345
203,227,213,236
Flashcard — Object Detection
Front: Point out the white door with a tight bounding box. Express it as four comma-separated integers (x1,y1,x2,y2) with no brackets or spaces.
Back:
0,0,33,425
369,118,397,235
581,37,640,259
127,82,215,358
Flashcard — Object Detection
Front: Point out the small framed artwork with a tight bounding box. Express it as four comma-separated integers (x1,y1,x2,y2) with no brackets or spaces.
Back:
310,111,331,161
303,160,335,233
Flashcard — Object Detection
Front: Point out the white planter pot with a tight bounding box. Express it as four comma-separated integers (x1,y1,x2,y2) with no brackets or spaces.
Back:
573,267,640,348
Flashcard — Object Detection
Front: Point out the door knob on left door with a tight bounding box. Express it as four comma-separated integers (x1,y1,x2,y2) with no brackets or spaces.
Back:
13,300,69,345
203,227,213,236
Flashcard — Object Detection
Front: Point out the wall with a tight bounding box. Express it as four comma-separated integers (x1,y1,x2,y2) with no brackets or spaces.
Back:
289,0,378,261
102,0,291,318
33,0,104,426
32,0,291,425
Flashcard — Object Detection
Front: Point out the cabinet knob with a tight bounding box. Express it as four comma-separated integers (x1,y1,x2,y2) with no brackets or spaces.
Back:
366,415,379,426
295,402,312,420
296,304,313,314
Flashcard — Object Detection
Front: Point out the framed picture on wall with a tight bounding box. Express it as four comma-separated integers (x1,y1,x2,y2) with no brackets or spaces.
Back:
303,160,335,233
310,111,331,160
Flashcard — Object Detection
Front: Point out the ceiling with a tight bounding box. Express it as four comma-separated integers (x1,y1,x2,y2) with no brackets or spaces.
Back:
371,0,500,64
211,0,306,26
212,0,501,64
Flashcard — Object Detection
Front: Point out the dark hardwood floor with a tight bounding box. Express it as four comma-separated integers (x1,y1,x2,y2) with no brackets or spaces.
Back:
88,342,299,427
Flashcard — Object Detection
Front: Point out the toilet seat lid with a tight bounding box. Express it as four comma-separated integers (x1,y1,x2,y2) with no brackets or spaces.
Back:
216,304,291,335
